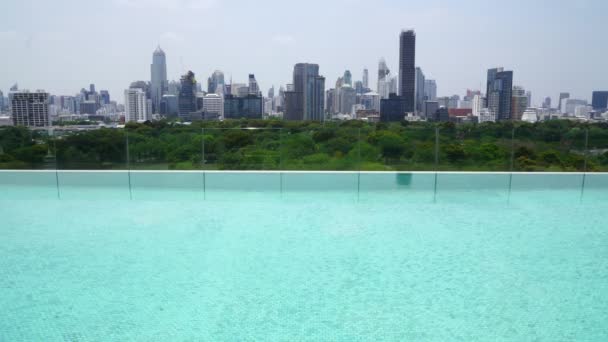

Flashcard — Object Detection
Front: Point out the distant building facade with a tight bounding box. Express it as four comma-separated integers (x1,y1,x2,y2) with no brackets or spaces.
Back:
399,30,416,113
224,94,263,119
486,67,513,121
150,46,168,114
284,63,325,121
592,91,608,111
124,88,151,122
10,90,50,127
178,71,197,121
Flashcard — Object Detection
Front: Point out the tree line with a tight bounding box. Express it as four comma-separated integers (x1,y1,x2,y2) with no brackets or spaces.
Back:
1,119,608,171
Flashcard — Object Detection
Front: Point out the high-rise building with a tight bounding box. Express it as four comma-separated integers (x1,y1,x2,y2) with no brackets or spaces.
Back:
124,88,151,122
362,69,369,89
207,70,225,94
542,97,552,109
150,46,167,114
361,92,381,112
160,94,178,117
424,80,437,101
285,63,325,121
592,91,608,111
354,81,364,95
337,85,356,114
486,67,513,121
224,94,263,119
10,90,49,127
343,70,352,86
0,90,4,111
449,95,460,109
511,86,528,121
399,30,416,113
380,93,407,122
248,74,260,96
100,90,110,105
325,89,336,114
424,101,439,119
377,58,390,99
415,67,425,114
178,71,197,121
472,95,486,118
558,92,570,111
202,93,224,120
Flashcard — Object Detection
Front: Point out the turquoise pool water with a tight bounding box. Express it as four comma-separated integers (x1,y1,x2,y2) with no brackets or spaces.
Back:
1,172,608,341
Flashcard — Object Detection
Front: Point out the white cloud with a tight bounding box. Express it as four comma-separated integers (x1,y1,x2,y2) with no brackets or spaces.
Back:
272,34,295,45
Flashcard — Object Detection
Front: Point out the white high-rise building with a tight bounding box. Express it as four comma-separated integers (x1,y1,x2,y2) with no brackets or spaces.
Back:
202,93,224,120
361,92,381,112
124,88,150,122
150,46,167,114
377,58,390,98
478,108,496,123
362,68,369,89
521,108,539,123
472,95,486,117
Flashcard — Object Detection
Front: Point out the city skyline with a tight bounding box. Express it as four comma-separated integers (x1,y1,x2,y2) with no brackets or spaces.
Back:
1,0,606,103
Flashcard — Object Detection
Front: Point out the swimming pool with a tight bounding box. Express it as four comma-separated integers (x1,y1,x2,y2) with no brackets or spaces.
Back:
1,171,608,341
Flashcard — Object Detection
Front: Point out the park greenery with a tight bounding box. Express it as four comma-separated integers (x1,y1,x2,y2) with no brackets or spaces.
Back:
1,119,608,171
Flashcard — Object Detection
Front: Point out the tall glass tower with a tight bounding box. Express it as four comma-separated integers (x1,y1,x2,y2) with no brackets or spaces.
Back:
150,46,167,114
399,30,416,113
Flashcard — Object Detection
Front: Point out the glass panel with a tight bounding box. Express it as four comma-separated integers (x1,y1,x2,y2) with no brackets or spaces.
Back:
281,172,358,200
0,126,56,170
127,124,202,170
56,171,130,200
55,128,127,170
365,122,436,171
203,128,281,171
129,171,204,201
204,172,281,200
512,121,586,172
281,126,361,171
358,172,436,202
588,125,608,172
437,122,513,172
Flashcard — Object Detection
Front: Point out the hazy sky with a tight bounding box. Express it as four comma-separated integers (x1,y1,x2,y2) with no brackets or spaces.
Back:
1,0,606,105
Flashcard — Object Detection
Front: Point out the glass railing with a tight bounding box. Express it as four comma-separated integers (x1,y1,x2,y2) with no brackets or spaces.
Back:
1,121,608,173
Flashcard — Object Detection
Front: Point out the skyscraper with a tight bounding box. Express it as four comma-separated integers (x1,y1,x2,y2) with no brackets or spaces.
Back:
415,67,425,114
558,92,570,111
178,71,197,121
150,46,167,114
592,91,608,111
377,58,391,99
511,86,528,121
486,68,513,121
285,63,325,121
124,88,151,122
248,74,260,95
207,70,225,94
10,90,49,127
362,69,369,89
424,80,437,101
343,70,352,86
399,30,416,113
